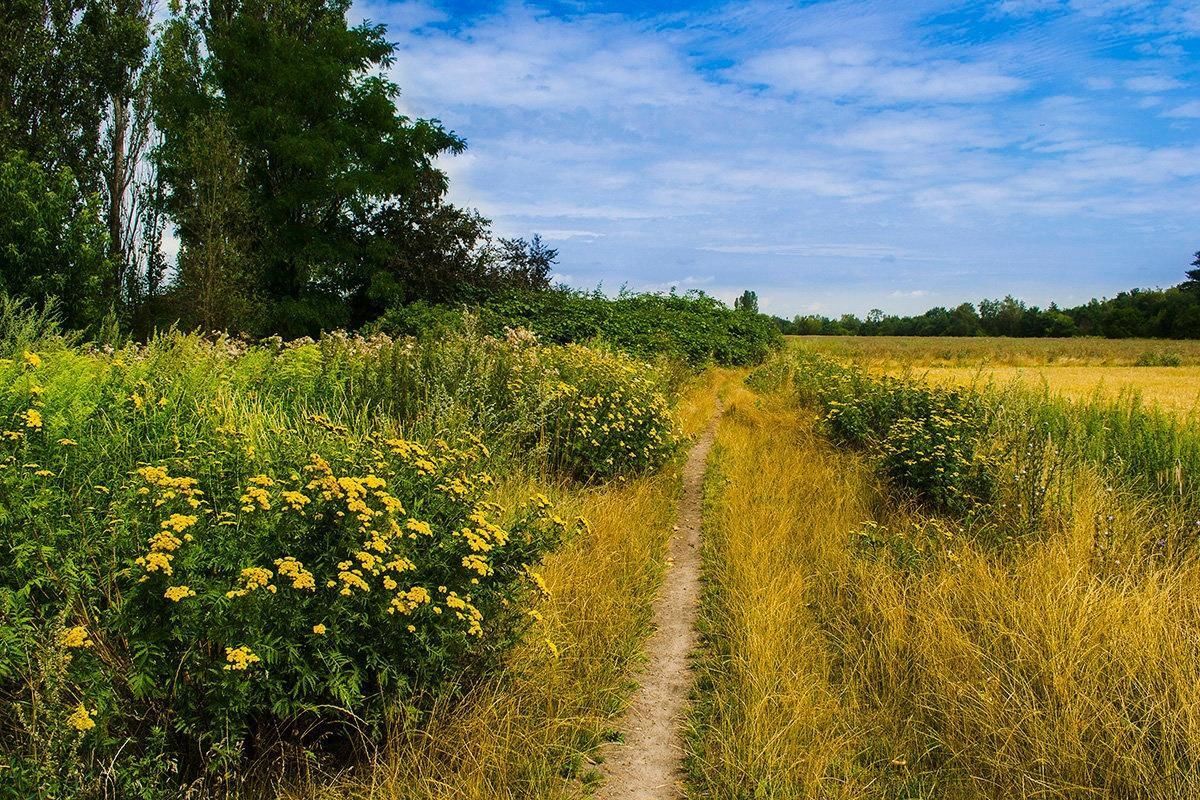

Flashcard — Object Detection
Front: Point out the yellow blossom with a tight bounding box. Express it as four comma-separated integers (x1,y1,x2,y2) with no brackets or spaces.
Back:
312,623,327,635
22,351,41,369
61,626,93,649
164,585,196,602
223,645,261,671
66,703,95,731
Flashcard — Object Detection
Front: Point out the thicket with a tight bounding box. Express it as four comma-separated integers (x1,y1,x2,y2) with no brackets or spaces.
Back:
778,348,1200,546
785,352,995,514
377,289,783,368
0,306,679,798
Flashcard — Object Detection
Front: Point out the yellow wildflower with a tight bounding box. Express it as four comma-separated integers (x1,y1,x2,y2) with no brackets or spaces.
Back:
66,703,95,732
20,408,42,430
161,514,198,533
164,585,196,602
61,626,93,649
223,645,260,671
281,490,310,512
312,623,327,635
22,351,41,369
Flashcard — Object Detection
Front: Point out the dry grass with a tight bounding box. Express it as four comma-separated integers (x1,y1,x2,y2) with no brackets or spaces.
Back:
788,335,1200,417
789,335,1200,367
689,378,1200,799
296,374,725,800
908,364,1200,417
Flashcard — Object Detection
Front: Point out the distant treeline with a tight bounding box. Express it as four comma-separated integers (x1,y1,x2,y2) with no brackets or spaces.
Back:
774,259,1200,339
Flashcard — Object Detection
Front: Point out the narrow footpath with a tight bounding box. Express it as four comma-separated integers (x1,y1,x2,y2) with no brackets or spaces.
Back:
595,403,720,800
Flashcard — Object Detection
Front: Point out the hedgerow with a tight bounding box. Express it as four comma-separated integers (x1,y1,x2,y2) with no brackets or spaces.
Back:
375,288,784,368
0,325,678,797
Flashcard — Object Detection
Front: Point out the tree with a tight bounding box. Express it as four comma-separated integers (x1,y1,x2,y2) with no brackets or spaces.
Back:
170,114,255,331
0,151,111,329
1184,250,1200,291
154,0,466,335
735,290,759,314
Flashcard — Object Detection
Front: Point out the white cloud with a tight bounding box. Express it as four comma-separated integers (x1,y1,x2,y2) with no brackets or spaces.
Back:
352,0,1200,317
1164,101,1200,118
737,46,1025,103
1124,75,1184,92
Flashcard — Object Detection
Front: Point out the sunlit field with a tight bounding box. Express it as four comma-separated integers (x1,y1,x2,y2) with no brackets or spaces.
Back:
790,335,1200,417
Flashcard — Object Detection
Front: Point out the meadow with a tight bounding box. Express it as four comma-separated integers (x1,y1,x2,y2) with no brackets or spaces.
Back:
8,314,1200,800
793,334,1200,416
686,340,1200,798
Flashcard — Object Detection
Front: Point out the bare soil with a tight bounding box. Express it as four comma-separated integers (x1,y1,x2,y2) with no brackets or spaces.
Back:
595,407,719,799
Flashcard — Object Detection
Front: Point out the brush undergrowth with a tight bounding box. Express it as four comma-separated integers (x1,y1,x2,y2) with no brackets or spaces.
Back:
0,309,682,798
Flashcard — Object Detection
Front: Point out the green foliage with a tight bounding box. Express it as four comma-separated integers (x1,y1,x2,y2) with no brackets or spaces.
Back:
0,152,113,331
1135,349,1183,367
783,264,1200,340
152,0,467,335
0,321,678,795
787,351,995,513
378,288,783,368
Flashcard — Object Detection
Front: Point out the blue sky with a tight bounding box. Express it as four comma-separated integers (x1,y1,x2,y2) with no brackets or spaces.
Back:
352,0,1200,318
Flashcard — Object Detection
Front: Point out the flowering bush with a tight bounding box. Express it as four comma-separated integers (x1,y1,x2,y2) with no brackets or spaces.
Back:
788,352,994,513
0,328,672,797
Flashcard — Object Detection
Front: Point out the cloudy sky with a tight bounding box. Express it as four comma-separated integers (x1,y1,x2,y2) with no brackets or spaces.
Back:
352,0,1200,318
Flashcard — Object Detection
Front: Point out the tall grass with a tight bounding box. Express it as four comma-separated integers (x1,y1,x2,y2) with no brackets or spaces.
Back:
306,368,725,799
688,356,1200,798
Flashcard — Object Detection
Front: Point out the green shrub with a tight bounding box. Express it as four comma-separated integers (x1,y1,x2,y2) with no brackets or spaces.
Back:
1134,349,1182,367
0,325,676,796
787,352,995,513
376,288,783,368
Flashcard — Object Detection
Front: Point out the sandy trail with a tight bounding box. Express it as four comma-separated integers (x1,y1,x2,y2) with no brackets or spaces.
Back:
595,404,719,800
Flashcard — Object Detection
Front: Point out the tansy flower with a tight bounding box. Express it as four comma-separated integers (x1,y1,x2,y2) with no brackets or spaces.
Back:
22,351,41,369
223,645,260,671
66,703,95,731
161,514,198,533
57,438,77,446
20,409,42,430
312,624,327,635
164,585,195,602
61,626,93,649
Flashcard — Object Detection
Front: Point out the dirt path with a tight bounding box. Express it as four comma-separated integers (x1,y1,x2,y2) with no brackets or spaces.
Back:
595,404,720,800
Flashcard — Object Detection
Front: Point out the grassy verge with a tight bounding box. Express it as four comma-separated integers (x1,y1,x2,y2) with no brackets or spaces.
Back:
689,361,1200,799
307,372,725,799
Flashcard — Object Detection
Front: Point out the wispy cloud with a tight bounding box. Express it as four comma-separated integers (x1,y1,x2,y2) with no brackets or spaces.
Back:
357,0,1200,315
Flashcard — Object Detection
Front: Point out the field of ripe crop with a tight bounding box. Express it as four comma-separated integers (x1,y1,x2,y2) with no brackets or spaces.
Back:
791,335,1200,416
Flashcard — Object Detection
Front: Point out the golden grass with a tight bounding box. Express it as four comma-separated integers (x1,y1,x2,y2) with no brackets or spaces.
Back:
687,382,875,797
907,364,1200,417
689,378,1200,799
298,374,725,800
788,334,1200,367
787,335,1200,417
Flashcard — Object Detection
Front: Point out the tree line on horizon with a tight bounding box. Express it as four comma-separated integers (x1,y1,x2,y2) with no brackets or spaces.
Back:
1,0,560,339
772,254,1200,339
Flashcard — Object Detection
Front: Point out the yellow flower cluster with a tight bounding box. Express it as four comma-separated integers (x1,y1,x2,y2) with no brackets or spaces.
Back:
61,625,94,649
223,645,260,671
227,566,275,598
165,585,196,602
20,408,42,430
274,557,315,591
66,703,95,731
136,466,204,509
136,510,199,577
